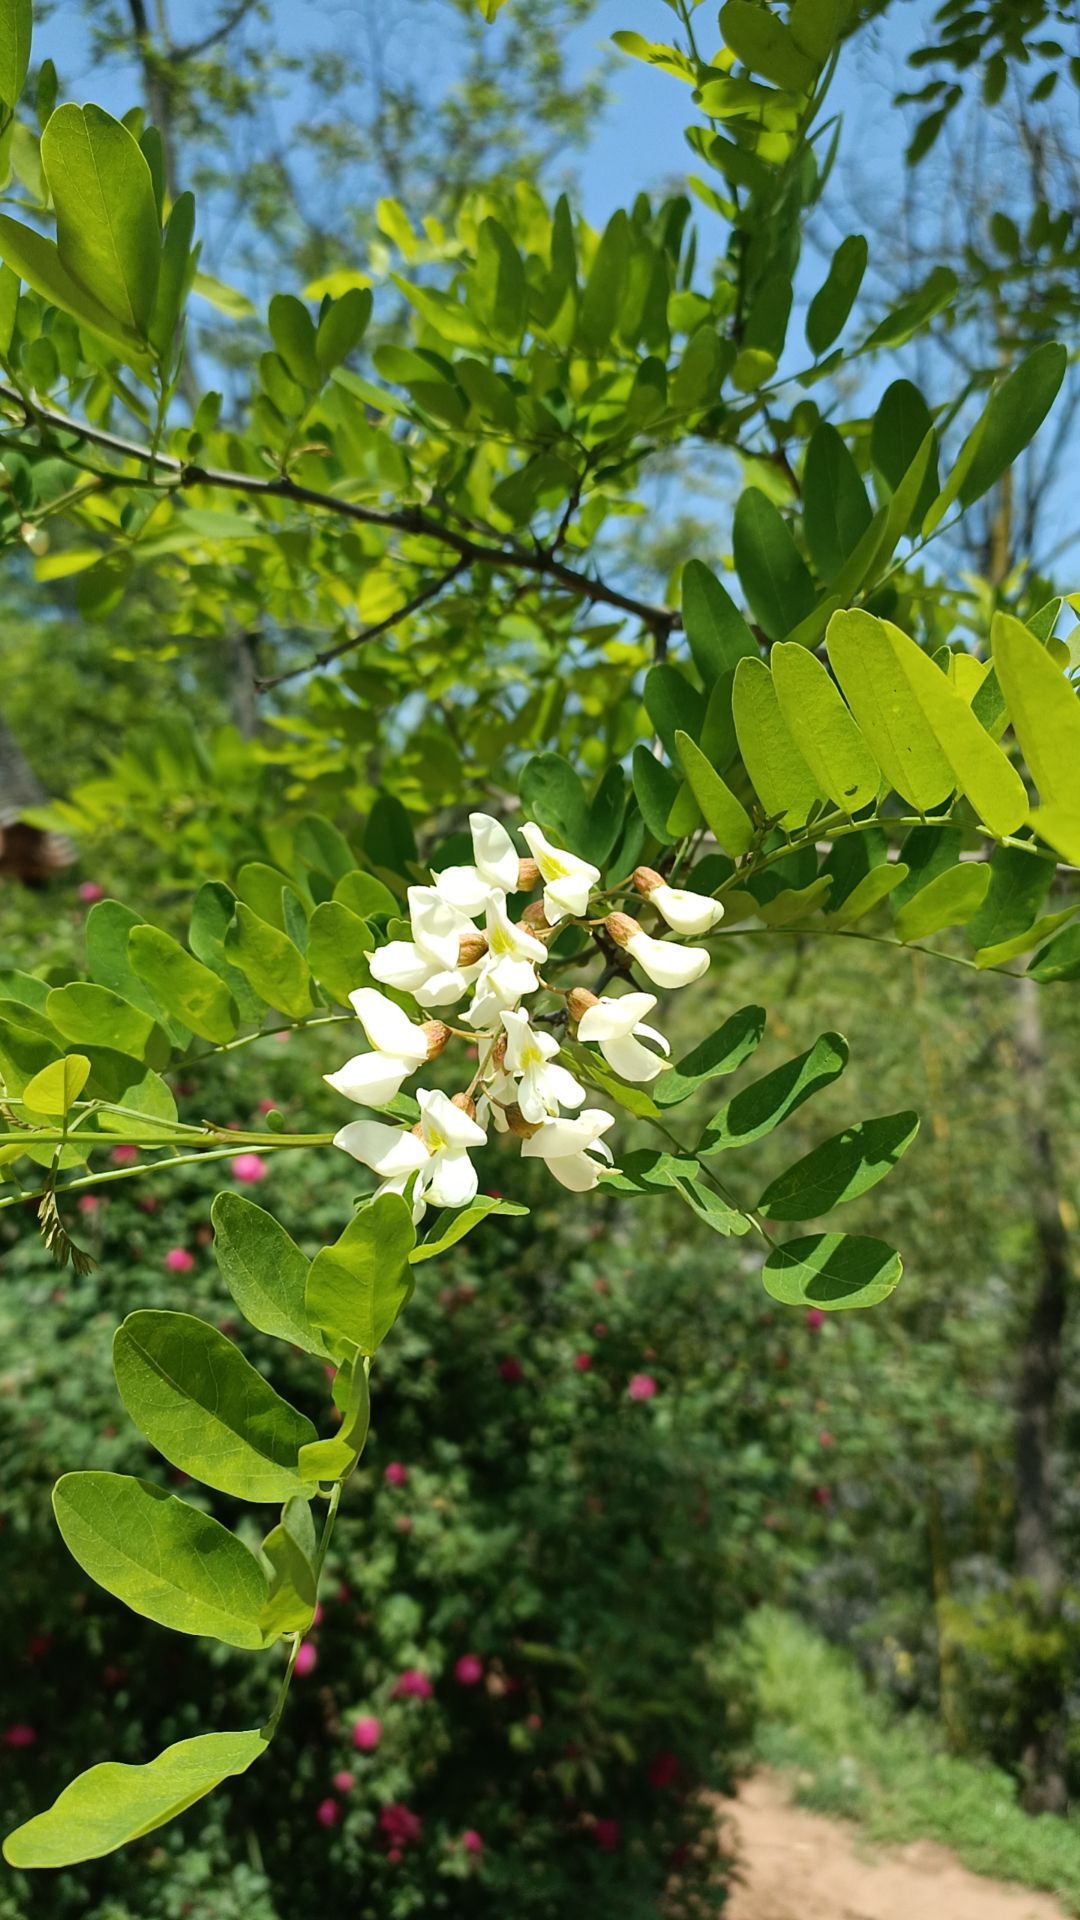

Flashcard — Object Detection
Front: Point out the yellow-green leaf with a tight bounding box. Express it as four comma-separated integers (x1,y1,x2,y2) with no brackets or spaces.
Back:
771,642,880,814
732,657,825,828
826,609,954,812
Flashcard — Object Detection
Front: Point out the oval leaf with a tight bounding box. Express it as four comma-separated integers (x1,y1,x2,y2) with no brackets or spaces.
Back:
757,1111,920,1220
762,1232,903,1310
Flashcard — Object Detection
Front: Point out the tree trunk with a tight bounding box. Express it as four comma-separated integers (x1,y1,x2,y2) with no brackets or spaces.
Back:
1013,975,1071,1813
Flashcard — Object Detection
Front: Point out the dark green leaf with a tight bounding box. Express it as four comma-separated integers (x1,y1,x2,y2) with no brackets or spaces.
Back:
758,1111,920,1220
700,1032,849,1155
762,1232,902,1310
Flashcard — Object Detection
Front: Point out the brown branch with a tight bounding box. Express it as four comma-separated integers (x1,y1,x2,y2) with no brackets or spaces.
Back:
0,384,679,642
256,562,468,691
172,1,259,63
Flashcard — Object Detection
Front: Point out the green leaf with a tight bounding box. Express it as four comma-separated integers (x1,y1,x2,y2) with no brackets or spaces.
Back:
805,234,867,357
41,105,160,335
654,1005,767,1108
268,292,319,388
44,984,158,1061
411,1194,529,1263
149,190,195,360
762,1233,902,1310
0,217,147,360
802,424,873,581
975,906,1077,970
824,862,909,930
225,903,314,1019
732,657,825,828
993,612,1080,810
681,559,757,686
958,343,1067,508
632,744,679,845
668,1170,753,1236
305,1194,416,1358
0,0,32,112
879,622,1028,836
520,752,589,853
189,884,265,1024
52,1472,269,1649
700,1032,848,1155
211,1192,329,1359
771,643,879,814
471,218,526,348
260,1495,318,1638
128,926,239,1045
674,731,755,855
334,869,399,918
720,0,817,88
644,664,705,760
3,1729,266,1869
733,488,817,641
826,610,953,812
965,844,1053,952
870,380,939,530
893,863,991,942
113,1311,317,1503
315,287,372,375
580,210,629,354
307,902,374,1006
758,1111,920,1220
85,902,174,1027
21,1053,90,1120
1029,924,1080,984
1030,805,1080,868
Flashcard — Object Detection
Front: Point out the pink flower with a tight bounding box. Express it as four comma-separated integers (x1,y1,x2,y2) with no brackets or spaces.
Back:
498,1357,524,1385
78,881,105,904
627,1373,657,1402
455,1653,484,1687
593,1818,621,1852
592,1321,609,1338
77,1195,101,1215
811,1485,832,1507
805,1308,826,1331
391,1668,433,1701
462,1829,484,1855
352,1716,382,1752
230,1153,268,1184
110,1145,139,1167
313,1602,324,1626
333,1770,355,1794
818,1430,835,1449
164,1248,195,1274
648,1751,680,1791
3,1724,37,1749
573,1353,592,1373
379,1803,422,1848
257,1099,277,1114
315,1798,338,1828
384,1462,409,1488
294,1641,317,1677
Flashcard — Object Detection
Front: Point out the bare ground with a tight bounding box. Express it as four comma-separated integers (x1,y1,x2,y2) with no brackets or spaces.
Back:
716,1771,1071,1920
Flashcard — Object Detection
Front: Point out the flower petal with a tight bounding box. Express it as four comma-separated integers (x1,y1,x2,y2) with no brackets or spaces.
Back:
418,1086,487,1149
334,1120,430,1178
598,1032,666,1083
577,992,658,1042
470,812,520,892
626,929,710,989
349,988,429,1062
370,941,432,990
425,1147,479,1210
434,864,492,916
324,1052,412,1107
651,884,725,936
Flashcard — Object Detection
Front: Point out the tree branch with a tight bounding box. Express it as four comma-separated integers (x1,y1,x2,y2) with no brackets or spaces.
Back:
0,384,680,642
172,1,259,64
256,561,469,691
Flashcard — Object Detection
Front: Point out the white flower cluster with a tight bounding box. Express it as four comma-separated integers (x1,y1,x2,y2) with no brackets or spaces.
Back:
329,813,724,1222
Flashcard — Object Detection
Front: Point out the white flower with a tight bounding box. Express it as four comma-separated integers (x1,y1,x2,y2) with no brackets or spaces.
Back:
500,1008,586,1122
434,812,521,916
646,884,724,936
370,885,476,1007
521,1107,617,1191
576,992,670,1083
333,1088,486,1222
465,892,547,1026
605,913,710,990
520,822,600,925
324,988,435,1109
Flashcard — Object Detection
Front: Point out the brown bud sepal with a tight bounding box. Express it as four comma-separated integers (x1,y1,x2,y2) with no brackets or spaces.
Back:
452,1091,478,1121
632,865,664,898
516,857,541,892
422,1021,451,1061
566,987,600,1025
503,1102,542,1139
457,931,489,966
605,912,639,949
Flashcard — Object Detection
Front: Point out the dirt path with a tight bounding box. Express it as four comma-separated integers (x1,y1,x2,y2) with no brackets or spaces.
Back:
717,1771,1071,1920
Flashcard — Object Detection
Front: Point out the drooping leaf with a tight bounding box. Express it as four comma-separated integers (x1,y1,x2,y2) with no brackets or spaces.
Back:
1029,924,1080,984
113,1311,317,1503
225,903,314,1020
0,0,32,113
805,234,867,357
826,610,954,812
675,731,755,856
0,217,148,360
880,621,1028,836
305,1194,416,1358
771,642,879,813
259,1495,318,1638
211,1193,329,1358
992,612,1080,810
720,0,818,88
632,744,679,845
732,657,825,828
53,1472,269,1649
699,1033,848,1155
644,663,705,760
757,1111,920,1220
801,423,873,580
958,343,1067,508
893,862,991,942
733,488,817,641
3,1730,266,1869
127,927,239,1045
680,558,757,686
966,844,1054,952
762,1233,903,1310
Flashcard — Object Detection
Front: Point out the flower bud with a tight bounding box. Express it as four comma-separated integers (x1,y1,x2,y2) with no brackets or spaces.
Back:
491,1030,508,1069
520,900,553,930
632,865,665,898
452,1091,478,1121
604,912,639,949
457,931,489,966
504,1102,542,1139
516,857,541,891
421,1020,451,1060
566,988,600,1025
